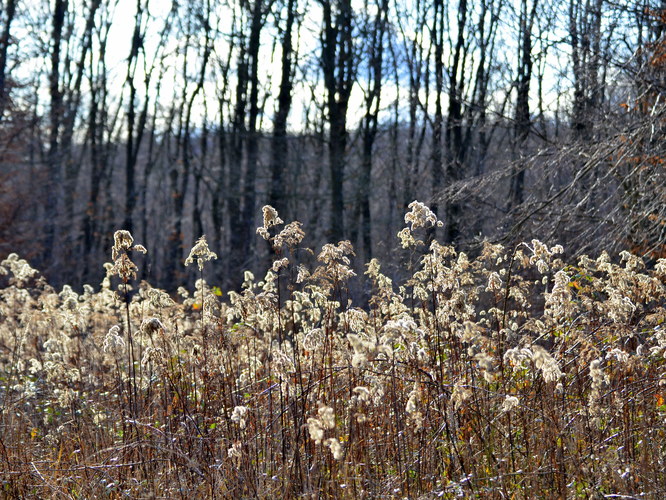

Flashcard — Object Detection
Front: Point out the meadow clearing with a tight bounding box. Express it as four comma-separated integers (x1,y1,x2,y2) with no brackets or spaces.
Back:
1,203,665,498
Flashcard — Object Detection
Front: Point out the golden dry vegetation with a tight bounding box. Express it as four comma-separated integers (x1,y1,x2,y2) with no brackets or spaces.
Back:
1,203,666,498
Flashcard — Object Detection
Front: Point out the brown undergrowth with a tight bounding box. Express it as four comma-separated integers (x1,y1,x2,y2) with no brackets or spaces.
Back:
1,202,665,498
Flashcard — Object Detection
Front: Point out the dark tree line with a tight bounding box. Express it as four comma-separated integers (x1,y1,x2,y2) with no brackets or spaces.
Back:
0,0,665,291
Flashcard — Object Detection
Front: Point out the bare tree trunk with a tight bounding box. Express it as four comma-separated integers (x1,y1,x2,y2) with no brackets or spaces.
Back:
443,0,468,244
123,0,153,234
269,0,297,219
396,0,429,217
239,0,267,260
320,0,355,242
351,0,387,261
165,2,213,286
509,0,538,210
0,0,17,121
430,0,444,242
569,0,604,140
44,0,67,275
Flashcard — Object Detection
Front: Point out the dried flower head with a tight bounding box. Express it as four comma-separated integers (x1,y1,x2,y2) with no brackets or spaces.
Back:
274,221,305,248
262,205,283,228
227,442,242,459
141,317,165,336
112,230,134,261
404,200,443,230
185,235,218,271
231,405,249,429
501,395,520,412
307,417,325,443
103,325,126,353
108,230,146,282
324,438,344,460
257,205,284,240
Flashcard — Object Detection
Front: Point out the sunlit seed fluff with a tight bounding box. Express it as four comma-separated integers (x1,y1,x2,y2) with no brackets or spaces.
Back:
397,228,417,249
324,438,344,460
227,442,242,459
273,221,305,248
185,235,217,271
318,405,336,430
532,345,563,383
307,417,325,443
271,257,289,273
655,258,666,275
451,385,472,410
141,346,164,368
501,395,520,412
404,200,442,230
103,325,126,353
112,230,134,259
296,265,310,283
231,405,249,429
619,250,644,271
141,317,165,336
606,348,629,364
262,205,284,228
589,358,608,388
352,386,371,403
486,272,503,292
405,384,421,415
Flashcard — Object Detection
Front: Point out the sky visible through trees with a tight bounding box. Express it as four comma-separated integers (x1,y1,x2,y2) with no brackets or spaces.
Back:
0,0,665,291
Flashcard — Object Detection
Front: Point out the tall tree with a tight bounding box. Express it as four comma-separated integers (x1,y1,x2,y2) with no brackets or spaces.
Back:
443,0,469,244
569,0,606,139
0,0,17,121
319,0,355,242
44,0,67,275
224,0,269,286
508,0,538,210
269,0,298,219
351,0,388,261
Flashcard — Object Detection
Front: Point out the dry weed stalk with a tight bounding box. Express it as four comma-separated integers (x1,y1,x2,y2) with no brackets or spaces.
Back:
0,204,665,497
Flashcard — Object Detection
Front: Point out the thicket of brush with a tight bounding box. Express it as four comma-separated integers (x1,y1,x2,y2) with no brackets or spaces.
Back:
1,202,666,498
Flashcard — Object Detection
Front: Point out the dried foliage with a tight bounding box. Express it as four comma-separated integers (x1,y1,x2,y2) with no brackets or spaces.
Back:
1,205,666,498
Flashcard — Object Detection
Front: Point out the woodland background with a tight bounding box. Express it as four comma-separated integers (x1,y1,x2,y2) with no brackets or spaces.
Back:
0,0,665,291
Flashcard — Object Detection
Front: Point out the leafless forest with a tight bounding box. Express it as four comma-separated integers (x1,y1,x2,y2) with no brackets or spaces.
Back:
2,2,666,497
0,0,664,290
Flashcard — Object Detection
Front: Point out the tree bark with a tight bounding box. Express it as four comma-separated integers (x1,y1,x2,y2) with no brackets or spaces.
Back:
0,0,17,121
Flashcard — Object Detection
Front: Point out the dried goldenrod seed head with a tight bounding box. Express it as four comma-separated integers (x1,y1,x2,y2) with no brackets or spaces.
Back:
109,230,146,282
231,405,249,429
307,417,325,444
113,230,134,253
404,200,442,230
261,205,283,229
324,438,344,460
185,235,218,271
274,221,305,248
501,395,520,412
227,442,242,459
140,317,165,336
271,257,289,272
108,253,138,282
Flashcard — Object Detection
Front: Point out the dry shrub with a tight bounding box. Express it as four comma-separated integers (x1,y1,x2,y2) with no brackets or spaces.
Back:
1,203,665,498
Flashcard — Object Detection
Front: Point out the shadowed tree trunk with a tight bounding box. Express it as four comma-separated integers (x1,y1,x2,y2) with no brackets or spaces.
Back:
320,0,355,242
226,0,268,288
269,0,297,219
430,0,444,243
239,0,268,259
351,0,388,262
44,0,67,276
509,0,538,210
0,0,17,121
443,0,468,244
